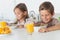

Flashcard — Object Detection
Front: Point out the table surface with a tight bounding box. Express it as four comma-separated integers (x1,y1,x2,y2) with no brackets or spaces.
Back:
0,26,60,40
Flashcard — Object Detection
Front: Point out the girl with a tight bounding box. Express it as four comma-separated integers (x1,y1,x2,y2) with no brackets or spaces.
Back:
14,3,29,28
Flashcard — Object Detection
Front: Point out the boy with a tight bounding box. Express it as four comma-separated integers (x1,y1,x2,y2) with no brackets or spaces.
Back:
36,1,60,32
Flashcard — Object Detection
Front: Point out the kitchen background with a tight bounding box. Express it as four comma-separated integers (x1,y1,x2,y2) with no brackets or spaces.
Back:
0,0,60,23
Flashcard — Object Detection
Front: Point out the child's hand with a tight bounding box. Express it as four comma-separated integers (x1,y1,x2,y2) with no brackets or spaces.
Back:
18,25,24,29
38,28,47,32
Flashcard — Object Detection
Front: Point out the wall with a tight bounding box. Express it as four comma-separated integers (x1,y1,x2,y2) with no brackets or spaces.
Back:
0,0,60,22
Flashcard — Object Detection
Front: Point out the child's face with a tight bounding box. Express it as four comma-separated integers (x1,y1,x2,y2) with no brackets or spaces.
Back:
14,8,25,20
40,10,53,23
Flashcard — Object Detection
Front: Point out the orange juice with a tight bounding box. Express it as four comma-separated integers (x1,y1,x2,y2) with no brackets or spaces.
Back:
25,22,34,34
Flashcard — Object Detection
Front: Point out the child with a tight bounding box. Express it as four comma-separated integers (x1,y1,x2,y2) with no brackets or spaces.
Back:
14,3,29,28
35,1,60,32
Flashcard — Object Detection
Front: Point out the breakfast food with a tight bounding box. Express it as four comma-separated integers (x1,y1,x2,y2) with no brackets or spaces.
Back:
0,21,11,34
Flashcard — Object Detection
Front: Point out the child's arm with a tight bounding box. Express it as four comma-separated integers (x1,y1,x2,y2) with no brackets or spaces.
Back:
34,22,45,26
34,22,41,26
46,23,60,32
38,23,60,32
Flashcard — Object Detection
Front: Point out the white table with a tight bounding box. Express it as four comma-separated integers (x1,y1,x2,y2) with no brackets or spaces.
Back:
0,27,60,40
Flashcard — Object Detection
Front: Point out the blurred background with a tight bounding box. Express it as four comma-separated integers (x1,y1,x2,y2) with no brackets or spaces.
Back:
0,0,60,23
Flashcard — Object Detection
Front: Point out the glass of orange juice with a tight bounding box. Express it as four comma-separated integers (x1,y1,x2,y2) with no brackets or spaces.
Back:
25,18,34,35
